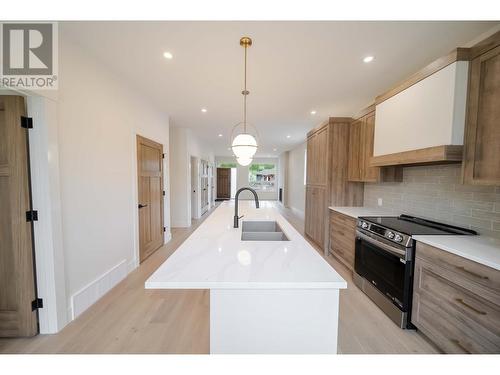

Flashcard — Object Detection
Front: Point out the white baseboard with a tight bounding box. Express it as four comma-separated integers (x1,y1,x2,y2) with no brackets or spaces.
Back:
165,232,172,242
171,220,191,228
70,259,128,320
127,258,139,274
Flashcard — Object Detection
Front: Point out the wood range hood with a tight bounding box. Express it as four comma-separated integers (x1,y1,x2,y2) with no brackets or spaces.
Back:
369,48,470,168
370,144,463,167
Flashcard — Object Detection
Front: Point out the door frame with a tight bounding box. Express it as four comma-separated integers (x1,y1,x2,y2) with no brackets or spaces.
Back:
190,156,200,219
0,89,69,334
216,167,232,199
135,134,167,264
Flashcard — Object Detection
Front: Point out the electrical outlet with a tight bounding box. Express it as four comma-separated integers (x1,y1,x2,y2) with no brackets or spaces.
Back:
377,198,383,207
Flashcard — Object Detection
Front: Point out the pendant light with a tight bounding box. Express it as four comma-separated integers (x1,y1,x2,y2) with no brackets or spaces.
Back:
236,157,253,166
231,37,258,165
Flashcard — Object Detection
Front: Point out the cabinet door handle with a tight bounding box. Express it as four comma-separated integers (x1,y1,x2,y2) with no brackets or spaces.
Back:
450,339,471,354
455,298,487,315
455,266,489,280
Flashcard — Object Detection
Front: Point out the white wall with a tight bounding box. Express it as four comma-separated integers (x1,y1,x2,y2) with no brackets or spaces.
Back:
215,157,279,201
57,30,170,320
170,127,216,226
286,142,307,219
188,130,215,163
169,127,191,227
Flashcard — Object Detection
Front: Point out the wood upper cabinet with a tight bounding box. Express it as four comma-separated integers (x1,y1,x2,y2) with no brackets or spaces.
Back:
361,112,382,182
348,111,402,183
307,125,329,186
462,44,500,185
348,119,362,181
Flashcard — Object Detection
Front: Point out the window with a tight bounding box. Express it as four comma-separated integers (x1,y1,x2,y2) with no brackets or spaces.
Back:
248,163,276,191
218,162,237,168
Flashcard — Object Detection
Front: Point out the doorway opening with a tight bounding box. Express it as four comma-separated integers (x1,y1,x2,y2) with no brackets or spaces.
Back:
216,162,237,201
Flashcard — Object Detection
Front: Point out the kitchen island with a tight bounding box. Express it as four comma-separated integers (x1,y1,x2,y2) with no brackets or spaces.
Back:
145,200,346,354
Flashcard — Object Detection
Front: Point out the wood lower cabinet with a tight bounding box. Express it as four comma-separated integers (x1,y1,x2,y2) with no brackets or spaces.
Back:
329,211,356,270
348,110,402,183
462,40,500,185
305,118,364,251
412,242,500,353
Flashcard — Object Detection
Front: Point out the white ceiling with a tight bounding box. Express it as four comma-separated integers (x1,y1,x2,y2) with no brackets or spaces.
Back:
61,21,497,157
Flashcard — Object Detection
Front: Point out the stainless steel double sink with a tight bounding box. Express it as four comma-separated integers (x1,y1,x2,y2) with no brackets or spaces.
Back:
241,220,289,241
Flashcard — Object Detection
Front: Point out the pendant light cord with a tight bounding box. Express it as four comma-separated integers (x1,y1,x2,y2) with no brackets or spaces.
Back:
243,44,247,133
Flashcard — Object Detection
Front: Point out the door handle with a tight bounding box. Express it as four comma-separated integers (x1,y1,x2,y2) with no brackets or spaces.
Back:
138,204,148,209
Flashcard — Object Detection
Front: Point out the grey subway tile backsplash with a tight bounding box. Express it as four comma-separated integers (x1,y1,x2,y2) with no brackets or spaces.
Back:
363,164,500,239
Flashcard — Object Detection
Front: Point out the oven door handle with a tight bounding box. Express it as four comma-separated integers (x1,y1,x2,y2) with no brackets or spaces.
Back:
356,231,407,260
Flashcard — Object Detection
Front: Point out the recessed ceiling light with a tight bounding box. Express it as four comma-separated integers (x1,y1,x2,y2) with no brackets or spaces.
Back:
363,56,374,63
286,135,291,139
163,51,173,59
310,110,317,115
218,134,223,137
201,108,207,113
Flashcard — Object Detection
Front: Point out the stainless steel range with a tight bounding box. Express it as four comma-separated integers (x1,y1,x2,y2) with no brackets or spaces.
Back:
354,214,476,329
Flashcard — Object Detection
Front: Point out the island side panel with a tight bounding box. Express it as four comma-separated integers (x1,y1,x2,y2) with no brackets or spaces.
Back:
210,288,340,354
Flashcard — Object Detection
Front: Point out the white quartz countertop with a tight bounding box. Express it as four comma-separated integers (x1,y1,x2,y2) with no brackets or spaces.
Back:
328,206,393,219
413,235,500,271
146,201,347,289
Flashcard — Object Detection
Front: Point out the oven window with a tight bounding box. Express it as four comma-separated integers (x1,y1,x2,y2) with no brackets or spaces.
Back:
355,237,407,309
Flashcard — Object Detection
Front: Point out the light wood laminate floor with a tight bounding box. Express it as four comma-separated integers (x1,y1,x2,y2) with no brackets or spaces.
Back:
0,202,438,354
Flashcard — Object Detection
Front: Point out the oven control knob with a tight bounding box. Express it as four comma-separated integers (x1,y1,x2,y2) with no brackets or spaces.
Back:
362,222,369,229
387,231,395,239
394,234,403,242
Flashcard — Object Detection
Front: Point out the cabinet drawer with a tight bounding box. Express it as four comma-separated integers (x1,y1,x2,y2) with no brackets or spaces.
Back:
330,211,356,228
330,244,354,268
413,291,499,353
330,221,354,239
416,242,500,306
329,211,356,269
413,258,500,352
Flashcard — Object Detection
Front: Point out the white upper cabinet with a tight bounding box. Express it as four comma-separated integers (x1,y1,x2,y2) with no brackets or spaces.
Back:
374,61,469,156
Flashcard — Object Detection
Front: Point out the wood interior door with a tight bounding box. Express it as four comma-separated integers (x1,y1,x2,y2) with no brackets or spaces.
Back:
137,135,164,263
217,168,231,199
0,95,38,337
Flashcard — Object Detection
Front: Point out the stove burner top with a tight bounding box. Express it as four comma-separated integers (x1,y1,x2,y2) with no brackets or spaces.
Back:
360,214,477,236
